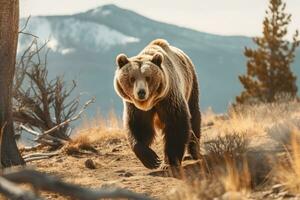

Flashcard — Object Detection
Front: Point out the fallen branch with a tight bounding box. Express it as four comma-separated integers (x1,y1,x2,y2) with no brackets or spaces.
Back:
21,144,42,151
19,97,95,147
19,125,41,136
23,151,60,160
20,124,67,146
24,156,54,162
0,176,40,200
2,169,154,200
23,151,61,162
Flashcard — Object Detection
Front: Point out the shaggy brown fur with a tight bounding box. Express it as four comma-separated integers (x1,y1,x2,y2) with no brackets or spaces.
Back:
114,39,201,169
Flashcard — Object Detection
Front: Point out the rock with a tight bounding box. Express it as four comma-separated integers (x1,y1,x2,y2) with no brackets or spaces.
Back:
84,159,96,169
123,172,134,177
118,172,134,177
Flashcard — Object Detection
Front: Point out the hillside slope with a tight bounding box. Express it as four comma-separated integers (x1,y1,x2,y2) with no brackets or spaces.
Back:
19,4,300,114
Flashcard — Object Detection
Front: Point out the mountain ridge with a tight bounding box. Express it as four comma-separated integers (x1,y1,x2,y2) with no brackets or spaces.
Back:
18,4,300,115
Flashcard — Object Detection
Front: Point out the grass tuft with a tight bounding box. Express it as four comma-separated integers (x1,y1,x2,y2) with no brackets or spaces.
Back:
273,131,300,194
205,132,248,161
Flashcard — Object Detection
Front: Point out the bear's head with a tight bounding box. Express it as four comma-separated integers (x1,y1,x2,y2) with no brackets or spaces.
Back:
114,53,167,111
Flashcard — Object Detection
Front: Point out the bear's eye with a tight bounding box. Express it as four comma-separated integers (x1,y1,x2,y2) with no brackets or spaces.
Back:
145,76,151,82
130,77,135,83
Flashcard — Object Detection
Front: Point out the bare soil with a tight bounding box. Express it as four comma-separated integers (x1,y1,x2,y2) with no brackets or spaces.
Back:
22,134,296,200
25,136,188,199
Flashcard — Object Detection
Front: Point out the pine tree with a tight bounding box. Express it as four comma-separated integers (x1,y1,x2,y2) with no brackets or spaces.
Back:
236,0,300,104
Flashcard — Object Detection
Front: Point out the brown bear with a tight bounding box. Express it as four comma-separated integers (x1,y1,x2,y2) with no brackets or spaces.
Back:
114,39,201,169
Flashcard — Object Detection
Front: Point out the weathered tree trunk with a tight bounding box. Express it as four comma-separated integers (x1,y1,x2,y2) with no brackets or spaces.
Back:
0,0,25,167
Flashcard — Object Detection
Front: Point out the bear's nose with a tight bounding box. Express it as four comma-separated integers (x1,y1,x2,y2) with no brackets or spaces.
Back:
137,89,146,100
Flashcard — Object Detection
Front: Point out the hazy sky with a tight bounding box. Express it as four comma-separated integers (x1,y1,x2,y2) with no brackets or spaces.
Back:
20,0,300,37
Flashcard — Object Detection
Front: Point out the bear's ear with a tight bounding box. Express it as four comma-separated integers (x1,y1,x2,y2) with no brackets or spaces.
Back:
116,54,129,68
151,53,163,67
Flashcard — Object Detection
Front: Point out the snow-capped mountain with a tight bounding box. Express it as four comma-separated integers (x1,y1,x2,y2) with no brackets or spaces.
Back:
18,4,300,115
19,14,139,54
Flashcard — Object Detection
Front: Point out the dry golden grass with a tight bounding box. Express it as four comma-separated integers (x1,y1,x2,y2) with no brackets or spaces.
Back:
64,110,125,155
64,135,96,155
166,158,251,200
163,123,253,199
272,131,300,194
221,157,251,194
203,100,300,150
197,100,300,198
204,133,248,160
28,100,300,199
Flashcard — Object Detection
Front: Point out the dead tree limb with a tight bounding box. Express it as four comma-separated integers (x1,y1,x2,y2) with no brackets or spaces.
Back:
43,97,96,136
22,152,60,160
20,124,66,145
0,176,41,200
24,156,55,162
21,144,42,152
19,124,40,137
18,15,38,38
2,169,154,200
14,40,95,148
19,97,95,147
22,151,61,162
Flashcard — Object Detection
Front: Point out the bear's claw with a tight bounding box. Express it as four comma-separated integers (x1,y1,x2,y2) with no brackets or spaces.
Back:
133,143,161,169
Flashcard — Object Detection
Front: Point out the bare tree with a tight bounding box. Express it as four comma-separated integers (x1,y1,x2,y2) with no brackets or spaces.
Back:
13,40,94,148
0,0,25,167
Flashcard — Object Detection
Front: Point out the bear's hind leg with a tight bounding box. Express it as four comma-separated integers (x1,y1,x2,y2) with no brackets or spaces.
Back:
188,80,201,160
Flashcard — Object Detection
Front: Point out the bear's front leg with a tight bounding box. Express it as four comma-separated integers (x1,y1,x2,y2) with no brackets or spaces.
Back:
157,98,191,167
124,102,161,169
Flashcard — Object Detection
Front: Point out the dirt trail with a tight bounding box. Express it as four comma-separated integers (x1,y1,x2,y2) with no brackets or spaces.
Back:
28,136,188,199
